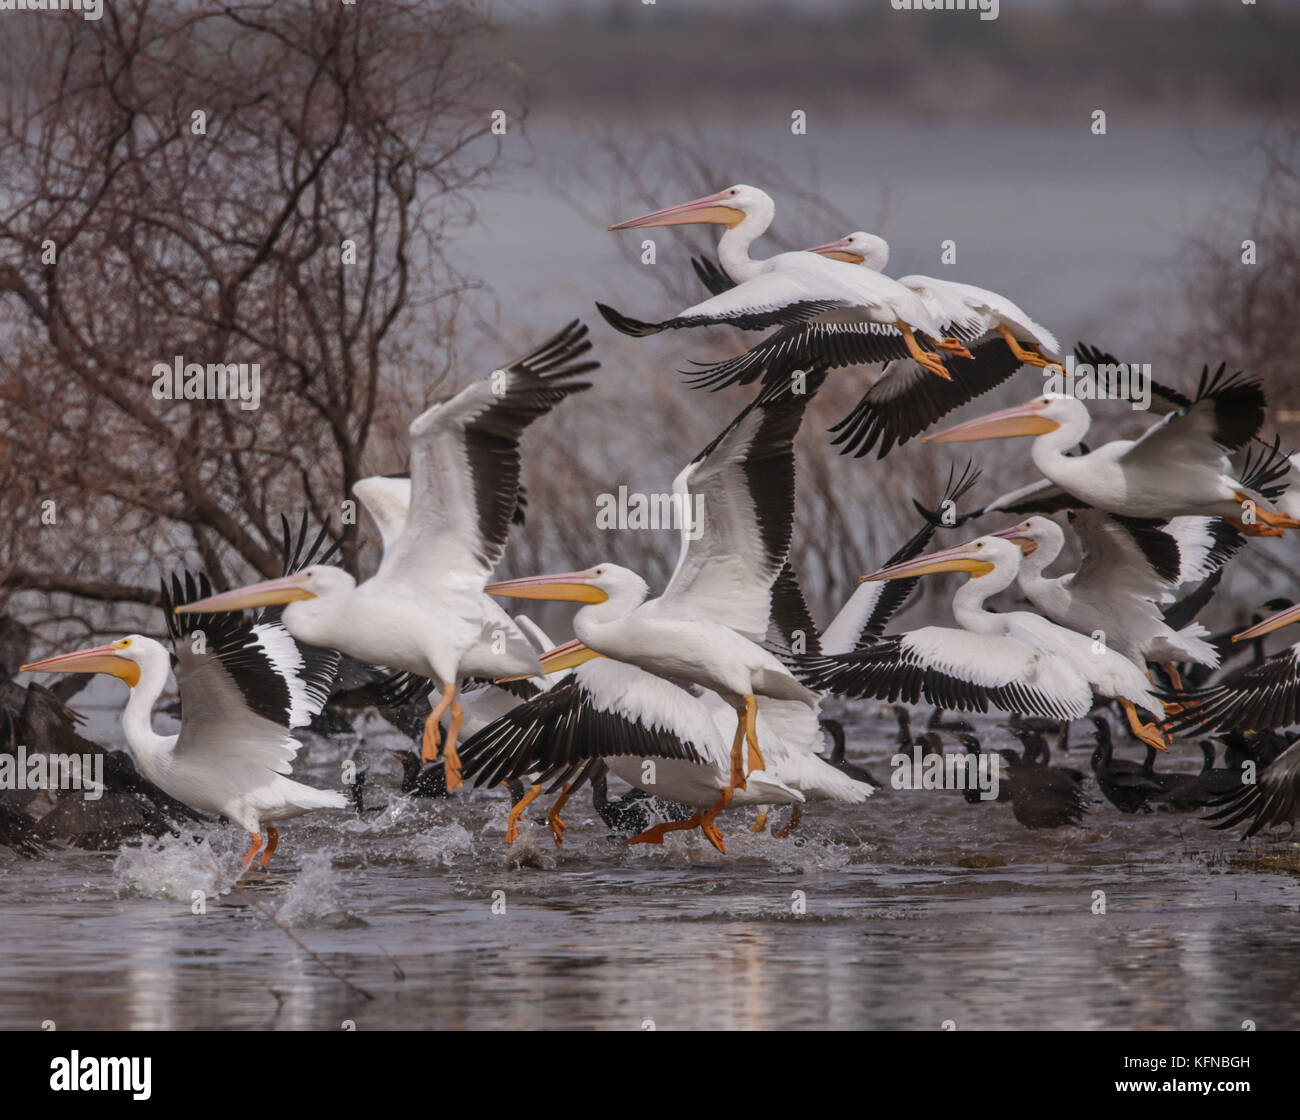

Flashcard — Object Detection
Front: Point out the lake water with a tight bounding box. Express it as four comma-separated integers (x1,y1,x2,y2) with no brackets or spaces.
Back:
2,700,1295,1031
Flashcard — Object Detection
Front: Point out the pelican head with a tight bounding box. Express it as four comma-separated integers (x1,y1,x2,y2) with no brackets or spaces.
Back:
21,634,168,689
608,184,772,232
922,395,1084,444
173,564,357,615
806,231,891,271
991,516,1060,560
861,535,1021,583
485,563,645,606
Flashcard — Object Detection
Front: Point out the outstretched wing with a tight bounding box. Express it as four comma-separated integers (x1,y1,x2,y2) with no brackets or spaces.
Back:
1120,363,1266,477
458,658,713,792
597,266,857,337
1067,512,1181,603
1167,644,1300,736
1203,739,1300,838
828,338,1025,459
653,369,825,638
164,572,338,772
680,321,920,391
380,322,596,598
794,630,1093,721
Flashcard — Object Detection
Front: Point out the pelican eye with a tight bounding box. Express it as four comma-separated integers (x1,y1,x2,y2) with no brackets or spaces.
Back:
114,639,131,650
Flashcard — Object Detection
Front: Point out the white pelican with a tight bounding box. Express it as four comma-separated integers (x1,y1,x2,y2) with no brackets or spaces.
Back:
460,652,871,852
348,471,552,733
601,185,969,379
677,238,1032,457
680,229,1051,391
923,367,1300,534
21,572,346,870
175,323,596,790
992,513,1219,685
483,375,824,835
794,535,1170,750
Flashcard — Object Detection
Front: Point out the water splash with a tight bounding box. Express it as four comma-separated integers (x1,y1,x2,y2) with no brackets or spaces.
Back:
112,831,236,901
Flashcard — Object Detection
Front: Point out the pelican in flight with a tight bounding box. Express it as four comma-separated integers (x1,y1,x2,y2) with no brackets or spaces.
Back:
483,374,825,840
923,366,1299,533
795,535,1170,751
347,470,556,740
678,234,1037,457
177,322,597,790
599,185,969,380
21,568,345,871
992,513,1219,686
682,228,1055,390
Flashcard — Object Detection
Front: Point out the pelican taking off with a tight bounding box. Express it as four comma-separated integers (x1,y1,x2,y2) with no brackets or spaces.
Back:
21,567,345,871
176,322,597,790
483,375,826,842
794,535,1170,751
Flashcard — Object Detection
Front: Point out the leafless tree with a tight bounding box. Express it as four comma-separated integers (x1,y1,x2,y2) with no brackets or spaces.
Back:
0,0,520,641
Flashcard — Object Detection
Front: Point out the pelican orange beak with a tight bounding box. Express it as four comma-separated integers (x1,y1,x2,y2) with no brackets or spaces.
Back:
1233,602,1300,642
538,639,605,673
807,236,864,264
21,641,141,687
485,569,610,604
922,400,1060,444
608,189,745,231
174,573,316,614
861,540,996,582
991,522,1040,556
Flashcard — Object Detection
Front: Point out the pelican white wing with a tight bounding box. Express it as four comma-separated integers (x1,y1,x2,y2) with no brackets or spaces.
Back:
378,322,596,605
352,474,411,557
459,658,713,792
652,377,821,639
797,628,1094,721
1116,364,1266,478
162,574,342,810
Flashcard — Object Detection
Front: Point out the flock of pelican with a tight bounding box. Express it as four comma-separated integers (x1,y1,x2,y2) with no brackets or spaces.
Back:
16,184,1300,867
